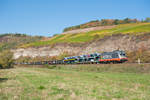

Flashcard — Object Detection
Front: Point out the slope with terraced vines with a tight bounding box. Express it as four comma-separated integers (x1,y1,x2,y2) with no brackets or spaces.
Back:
21,23,150,48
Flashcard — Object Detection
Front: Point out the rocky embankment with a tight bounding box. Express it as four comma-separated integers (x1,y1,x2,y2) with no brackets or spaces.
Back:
12,33,150,59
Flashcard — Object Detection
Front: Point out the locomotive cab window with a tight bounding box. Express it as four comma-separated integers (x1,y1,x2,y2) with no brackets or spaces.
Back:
112,53,119,58
121,53,126,56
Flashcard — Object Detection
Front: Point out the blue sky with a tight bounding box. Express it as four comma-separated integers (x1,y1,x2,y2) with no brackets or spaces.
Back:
0,0,150,36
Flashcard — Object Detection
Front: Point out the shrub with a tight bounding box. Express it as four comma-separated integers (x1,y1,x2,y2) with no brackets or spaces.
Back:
47,65,57,69
127,50,150,63
57,51,70,60
38,85,45,90
0,50,14,69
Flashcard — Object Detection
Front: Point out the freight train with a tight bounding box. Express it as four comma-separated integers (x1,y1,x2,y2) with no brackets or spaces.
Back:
18,50,128,65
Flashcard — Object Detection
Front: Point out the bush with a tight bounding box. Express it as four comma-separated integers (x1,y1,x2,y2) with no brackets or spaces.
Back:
0,50,14,69
57,51,70,60
47,65,57,69
127,49,150,63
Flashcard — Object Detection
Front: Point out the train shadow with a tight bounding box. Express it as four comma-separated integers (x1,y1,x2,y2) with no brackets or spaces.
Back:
0,78,8,83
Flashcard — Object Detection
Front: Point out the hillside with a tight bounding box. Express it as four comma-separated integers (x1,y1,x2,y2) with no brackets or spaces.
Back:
62,25,116,34
0,34,43,51
21,23,150,48
63,18,140,32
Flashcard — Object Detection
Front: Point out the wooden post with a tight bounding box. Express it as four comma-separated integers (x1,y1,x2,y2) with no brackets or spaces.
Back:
138,58,141,64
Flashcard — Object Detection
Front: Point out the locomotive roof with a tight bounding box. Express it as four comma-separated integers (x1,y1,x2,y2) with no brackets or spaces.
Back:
102,50,125,55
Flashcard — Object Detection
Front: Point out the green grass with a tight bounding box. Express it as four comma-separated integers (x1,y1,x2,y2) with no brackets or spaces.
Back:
21,23,150,48
0,65,150,100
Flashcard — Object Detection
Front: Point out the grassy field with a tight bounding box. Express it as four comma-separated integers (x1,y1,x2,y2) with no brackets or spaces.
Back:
0,64,150,100
21,22,150,48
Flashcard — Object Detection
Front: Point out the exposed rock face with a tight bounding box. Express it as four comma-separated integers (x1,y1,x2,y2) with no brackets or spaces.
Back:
84,34,150,53
12,34,150,59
